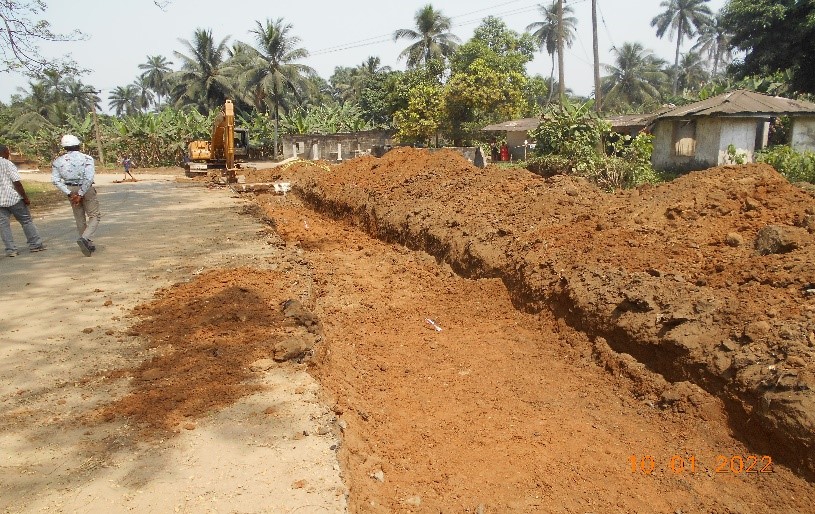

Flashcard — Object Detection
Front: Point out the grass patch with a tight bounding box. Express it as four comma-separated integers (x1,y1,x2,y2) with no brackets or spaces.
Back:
22,181,65,212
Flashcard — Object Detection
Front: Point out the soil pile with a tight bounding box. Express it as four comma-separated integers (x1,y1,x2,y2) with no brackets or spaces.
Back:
293,147,815,479
96,268,321,435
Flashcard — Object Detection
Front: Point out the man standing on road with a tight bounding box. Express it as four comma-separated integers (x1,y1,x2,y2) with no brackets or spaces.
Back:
121,155,136,181
51,134,100,257
0,144,46,257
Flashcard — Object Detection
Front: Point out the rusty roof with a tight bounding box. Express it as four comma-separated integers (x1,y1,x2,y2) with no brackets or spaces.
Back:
656,89,815,119
482,117,542,132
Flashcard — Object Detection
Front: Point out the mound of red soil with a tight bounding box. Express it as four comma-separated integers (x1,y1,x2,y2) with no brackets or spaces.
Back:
294,147,815,479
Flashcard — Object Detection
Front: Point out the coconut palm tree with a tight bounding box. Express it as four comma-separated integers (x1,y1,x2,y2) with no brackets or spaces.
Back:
526,1,577,104
108,85,142,116
651,0,713,95
131,76,155,112
138,55,173,109
172,28,232,113
601,42,668,112
675,51,709,92
691,13,733,76
244,17,315,158
63,79,100,118
393,4,460,68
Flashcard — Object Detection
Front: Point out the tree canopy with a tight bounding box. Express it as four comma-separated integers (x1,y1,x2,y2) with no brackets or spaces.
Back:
722,0,815,94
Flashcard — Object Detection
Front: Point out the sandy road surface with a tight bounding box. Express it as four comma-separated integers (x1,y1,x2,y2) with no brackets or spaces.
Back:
0,173,347,513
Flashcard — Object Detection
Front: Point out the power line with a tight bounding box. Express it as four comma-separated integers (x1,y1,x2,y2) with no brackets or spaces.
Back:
310,1,541,58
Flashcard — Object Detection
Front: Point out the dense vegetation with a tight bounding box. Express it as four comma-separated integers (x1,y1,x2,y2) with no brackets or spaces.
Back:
1,0,813,184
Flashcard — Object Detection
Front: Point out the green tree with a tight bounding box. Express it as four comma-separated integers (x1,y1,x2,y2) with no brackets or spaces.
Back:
138,55,173,110
393,81,444,145
601,42,668,112
691,12,732,76
675,51,709,92
446,17,532,144
651,0,713,95
172,28,232,112
722,0,815,94
245,17,314,158
108,85,142,116
63,78,100,118
393,4,460,68
526,1,577,104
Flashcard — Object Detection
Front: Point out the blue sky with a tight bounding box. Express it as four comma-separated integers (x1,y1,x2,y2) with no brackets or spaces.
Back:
0,0,728,111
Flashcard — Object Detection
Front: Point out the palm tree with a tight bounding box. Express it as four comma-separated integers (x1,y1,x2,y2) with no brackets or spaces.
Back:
691,13,732,76
139,55,173,109
651,0,713,95
592,0,602,111
108,85,142,116
601,42,668,112
63,79,100,118
131,76,155,112
393,4,460,68
172,28,232,112
526,1,577,104
675,51,709,92
245,18,315,158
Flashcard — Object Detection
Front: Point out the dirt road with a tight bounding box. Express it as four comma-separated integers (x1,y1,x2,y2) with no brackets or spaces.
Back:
0,173,347,513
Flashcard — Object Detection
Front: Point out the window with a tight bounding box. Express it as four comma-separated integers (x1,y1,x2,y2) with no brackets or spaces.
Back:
673,120,697,157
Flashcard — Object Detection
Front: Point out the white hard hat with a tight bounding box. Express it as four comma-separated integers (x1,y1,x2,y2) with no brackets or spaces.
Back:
61,134,81,147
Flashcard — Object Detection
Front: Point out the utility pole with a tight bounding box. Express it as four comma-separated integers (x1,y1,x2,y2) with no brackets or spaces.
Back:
90,93,105,166
592,0,602,112
557,0,565,103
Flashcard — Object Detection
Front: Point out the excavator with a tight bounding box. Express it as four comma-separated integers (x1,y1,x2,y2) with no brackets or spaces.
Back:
184,99,249,182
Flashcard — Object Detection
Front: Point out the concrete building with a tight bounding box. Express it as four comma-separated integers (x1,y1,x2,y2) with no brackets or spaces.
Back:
649,90,815,171
281,130,393,162
482,118,541,161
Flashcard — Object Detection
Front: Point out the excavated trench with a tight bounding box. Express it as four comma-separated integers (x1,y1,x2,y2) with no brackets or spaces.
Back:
282,148,815,481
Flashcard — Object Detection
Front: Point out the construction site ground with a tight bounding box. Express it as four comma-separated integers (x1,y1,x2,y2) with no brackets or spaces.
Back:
2,152,815,513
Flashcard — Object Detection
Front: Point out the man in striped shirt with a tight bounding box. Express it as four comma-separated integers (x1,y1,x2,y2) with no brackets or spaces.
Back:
0,144,45,257
51,134,101,257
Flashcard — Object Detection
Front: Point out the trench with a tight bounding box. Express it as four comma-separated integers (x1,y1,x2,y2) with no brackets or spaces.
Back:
295,184,815,483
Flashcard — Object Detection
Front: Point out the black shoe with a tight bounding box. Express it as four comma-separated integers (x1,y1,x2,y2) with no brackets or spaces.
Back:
77,238,92,257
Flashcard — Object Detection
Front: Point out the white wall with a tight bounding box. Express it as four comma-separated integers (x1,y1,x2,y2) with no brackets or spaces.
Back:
716,118,758,164
792,117,815,152
652,117,764,171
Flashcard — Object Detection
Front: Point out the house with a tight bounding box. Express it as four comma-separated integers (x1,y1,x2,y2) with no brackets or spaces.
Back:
482,114,660,161
649,90,815,171
482,118,541,161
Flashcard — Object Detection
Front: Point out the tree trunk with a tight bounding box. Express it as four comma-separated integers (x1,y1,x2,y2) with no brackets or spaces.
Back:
273,85,280,160
547,55,556,105
672,20,683,96
557,0,565,103
592,0,602,112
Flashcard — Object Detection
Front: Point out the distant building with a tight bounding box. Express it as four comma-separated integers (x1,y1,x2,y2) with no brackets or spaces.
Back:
281,130,392,161
482,118,541,161
648,90,815,171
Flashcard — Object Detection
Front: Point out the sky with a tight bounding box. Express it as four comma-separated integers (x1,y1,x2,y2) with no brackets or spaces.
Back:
0,0,729,112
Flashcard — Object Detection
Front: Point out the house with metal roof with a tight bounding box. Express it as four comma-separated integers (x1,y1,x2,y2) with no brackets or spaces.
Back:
649,90,815,171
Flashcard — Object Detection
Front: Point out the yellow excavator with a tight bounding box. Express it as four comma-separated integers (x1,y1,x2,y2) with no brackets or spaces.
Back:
184,99,249,182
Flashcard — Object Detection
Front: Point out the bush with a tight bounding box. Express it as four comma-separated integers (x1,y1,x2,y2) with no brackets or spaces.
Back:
756,145,815,183
529,100,658,190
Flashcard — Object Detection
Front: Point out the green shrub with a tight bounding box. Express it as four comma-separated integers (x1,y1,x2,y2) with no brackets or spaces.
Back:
529,100,658,190
756,145,815,183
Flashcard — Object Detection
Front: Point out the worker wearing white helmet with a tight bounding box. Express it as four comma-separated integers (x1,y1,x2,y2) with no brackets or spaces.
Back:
51,134,101,256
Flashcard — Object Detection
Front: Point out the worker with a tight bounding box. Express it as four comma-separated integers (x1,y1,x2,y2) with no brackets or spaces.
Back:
121,155,136,181
51,134,101,257
0,144,46,256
